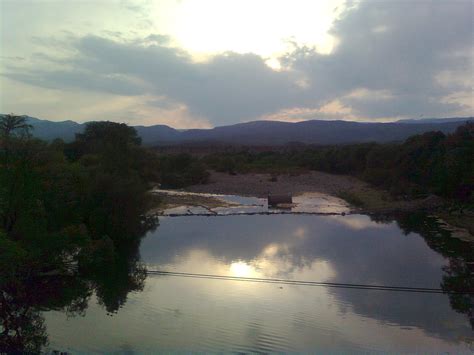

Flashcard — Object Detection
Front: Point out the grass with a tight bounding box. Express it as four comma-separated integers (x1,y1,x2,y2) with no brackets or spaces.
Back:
438,207,474,237
151,192,234,211
336,190,365,207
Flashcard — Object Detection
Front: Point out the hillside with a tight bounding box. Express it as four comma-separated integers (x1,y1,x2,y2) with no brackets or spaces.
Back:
6,115,473,146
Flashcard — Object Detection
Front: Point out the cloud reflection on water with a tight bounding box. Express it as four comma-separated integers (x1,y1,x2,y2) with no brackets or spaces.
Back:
139,214,473,343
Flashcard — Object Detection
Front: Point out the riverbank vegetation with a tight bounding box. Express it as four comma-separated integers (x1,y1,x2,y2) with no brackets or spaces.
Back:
157,153,209,188
1,115,472,351
0,115,165,351
0,115,161,311
158,124,472,233
200,123,473,207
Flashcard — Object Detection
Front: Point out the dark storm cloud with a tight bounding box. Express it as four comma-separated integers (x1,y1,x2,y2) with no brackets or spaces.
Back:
4,0,472,124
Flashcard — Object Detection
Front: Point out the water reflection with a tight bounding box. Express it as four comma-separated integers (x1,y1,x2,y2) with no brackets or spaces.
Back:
393,213,474,329
1,212,473,352
0,217,158,353
230,261,257,277
139,213,473,346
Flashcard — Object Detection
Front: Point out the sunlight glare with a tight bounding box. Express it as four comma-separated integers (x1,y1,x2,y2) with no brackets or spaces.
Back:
158,0,346,60
230,261,256,278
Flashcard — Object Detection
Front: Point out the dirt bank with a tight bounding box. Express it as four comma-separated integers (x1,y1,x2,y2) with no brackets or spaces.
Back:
184,171,473,241
185,171,442,212
185,170,367,197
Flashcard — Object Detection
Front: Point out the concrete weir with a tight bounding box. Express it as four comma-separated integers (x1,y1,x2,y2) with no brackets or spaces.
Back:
152,190,351,216
268,194,292,206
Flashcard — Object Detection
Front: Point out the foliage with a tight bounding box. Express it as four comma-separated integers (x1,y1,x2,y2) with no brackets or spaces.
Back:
0,231,27,285
158,153,209,188
0,113,32,140
203,123,474,203
0,116,163,352
336,191,365,207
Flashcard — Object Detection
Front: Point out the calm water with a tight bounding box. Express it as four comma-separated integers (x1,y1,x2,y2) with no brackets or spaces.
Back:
41,213,474,353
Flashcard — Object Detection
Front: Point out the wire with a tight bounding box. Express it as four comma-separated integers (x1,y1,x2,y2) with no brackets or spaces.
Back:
147,270,474,295
160,211,346,217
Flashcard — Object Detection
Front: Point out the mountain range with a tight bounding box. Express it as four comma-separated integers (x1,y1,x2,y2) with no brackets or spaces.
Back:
7,115,474,146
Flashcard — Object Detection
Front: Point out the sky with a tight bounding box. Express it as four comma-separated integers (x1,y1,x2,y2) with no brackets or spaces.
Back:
1,0,473,128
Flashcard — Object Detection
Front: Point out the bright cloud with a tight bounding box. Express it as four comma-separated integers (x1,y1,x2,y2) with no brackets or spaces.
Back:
1,0,472,127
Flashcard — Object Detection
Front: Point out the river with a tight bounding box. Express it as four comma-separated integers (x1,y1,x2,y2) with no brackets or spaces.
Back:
39,210,473,352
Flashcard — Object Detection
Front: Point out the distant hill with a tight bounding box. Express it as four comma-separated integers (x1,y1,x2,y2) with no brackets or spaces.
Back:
134,124,181,144
174,119,474,146
25,116,84,142
2,114,472,146
396,117,473,124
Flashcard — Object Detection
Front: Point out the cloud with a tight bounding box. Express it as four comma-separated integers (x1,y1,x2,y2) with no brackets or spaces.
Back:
2,0,473,126
283,0,473,117
3,69,146,96
72,36,303,124
5,35,302,125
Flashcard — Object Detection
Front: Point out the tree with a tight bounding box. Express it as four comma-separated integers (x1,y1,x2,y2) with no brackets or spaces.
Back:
70,121,143,176
0,119,161,351
0,114,32,140
74,121,141,157
0,114,33,167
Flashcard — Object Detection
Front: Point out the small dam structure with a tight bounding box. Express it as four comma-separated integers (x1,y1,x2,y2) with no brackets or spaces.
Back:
268,194,293,207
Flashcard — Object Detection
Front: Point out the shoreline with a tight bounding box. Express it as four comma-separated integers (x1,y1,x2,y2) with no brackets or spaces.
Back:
181,170,473,241
184,171,445,213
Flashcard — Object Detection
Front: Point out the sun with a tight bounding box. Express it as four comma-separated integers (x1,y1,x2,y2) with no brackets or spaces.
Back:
230,261,256,278
156,0,345,61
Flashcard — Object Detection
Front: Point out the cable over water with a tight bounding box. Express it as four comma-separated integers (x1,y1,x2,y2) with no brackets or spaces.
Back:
147,270,474,295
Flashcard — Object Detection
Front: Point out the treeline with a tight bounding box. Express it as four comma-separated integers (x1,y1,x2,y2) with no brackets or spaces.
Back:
0,115,208,351
158,153,209,188
0,115,162,288
202,123,474,203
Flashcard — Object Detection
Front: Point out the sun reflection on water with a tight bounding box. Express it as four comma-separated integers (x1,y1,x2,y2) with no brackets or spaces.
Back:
230,261,257,278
